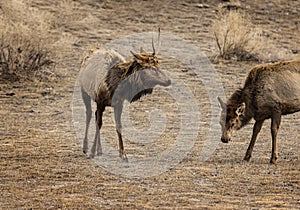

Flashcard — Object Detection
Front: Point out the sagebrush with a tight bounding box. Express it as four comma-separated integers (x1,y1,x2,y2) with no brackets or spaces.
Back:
0,0,81,81
0,0,57,80
213,9,264,61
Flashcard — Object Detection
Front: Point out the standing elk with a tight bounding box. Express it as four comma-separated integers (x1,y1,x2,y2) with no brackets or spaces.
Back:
79,30,171,161
218,59,300,163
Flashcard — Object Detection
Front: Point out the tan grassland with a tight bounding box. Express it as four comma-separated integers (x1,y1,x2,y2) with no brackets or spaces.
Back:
0,0,299,209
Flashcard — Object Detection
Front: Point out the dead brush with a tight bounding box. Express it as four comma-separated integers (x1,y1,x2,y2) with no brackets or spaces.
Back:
0,0,55,81
0,36,54,80
213,9,264,61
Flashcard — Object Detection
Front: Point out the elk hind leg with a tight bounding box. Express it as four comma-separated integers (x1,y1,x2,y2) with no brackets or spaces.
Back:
90,104,104,158
82,89,92,154
270,113,281,164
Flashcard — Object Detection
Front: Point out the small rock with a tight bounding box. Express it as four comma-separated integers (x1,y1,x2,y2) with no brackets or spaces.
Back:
196,3,210,9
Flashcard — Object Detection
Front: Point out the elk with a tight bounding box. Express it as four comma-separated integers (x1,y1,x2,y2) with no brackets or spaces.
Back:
218,59,300,164
79,30,171,161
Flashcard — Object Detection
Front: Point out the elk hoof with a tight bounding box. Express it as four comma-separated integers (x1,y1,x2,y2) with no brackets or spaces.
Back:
97,148,102,156
83,148,88,154
221,138,230,143
120,155,128,162
119,152,128,162
122,157,128,162
243,154,251,162
270,157,277,164
89,154,95,159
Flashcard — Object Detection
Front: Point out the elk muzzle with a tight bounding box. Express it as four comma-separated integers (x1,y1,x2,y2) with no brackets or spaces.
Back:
221,129,232,143
156,69,171,87
221,137,230,143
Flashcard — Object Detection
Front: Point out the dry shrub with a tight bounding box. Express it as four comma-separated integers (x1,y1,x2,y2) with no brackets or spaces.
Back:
0,0,56,81
213,9,264,61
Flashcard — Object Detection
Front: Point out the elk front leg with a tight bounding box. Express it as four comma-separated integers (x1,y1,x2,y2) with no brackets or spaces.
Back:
270,112,281,164
244,120,264,161
114,103,127,161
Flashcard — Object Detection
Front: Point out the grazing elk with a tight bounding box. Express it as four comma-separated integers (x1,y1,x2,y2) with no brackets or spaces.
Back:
218,59,300,163
79,30,171,161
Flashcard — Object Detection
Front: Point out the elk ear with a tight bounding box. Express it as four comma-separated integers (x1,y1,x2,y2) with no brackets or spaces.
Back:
131,51,142,61
217,97,227,110
140,47,147,53
236,102,245,116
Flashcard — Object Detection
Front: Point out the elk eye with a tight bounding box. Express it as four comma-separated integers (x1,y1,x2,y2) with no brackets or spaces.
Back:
227,119,235,127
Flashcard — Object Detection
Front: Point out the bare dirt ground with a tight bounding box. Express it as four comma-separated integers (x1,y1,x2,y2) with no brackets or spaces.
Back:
0,0,299,209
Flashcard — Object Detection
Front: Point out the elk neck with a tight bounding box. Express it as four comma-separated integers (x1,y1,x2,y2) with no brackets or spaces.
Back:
105,59,152,104
228,88,254,128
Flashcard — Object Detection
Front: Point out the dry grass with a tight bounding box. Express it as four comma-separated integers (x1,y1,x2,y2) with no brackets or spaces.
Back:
213,9,264,61
0,0,82,81
0,0,299,209
0,0,57,81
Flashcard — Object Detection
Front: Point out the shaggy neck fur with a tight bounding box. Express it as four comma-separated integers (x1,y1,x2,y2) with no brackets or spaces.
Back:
228,88,254,128
105,59,153,104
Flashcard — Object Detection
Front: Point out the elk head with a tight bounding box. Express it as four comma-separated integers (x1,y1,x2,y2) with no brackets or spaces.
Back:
113,28,170,104
129,28,169,85
218,97,245,143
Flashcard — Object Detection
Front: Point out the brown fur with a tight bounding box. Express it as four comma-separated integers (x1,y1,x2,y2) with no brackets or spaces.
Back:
100,53,159,105
219,59,300,163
